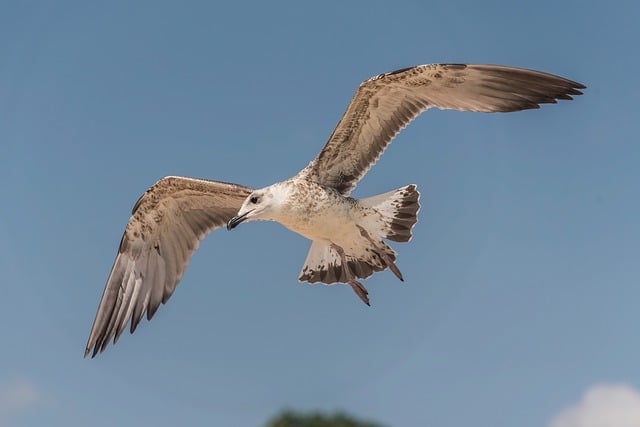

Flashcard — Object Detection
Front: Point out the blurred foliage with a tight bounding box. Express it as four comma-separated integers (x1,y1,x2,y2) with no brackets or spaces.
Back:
264,409,387,427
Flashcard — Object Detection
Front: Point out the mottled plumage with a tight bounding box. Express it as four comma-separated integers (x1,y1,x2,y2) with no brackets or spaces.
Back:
85,177,251,356
85,63,584,357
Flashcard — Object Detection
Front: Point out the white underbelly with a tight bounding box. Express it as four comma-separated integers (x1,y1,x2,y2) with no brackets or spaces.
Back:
280,204,358,242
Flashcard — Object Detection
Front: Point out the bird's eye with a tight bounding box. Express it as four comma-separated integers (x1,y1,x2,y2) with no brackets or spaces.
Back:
250,196,259,204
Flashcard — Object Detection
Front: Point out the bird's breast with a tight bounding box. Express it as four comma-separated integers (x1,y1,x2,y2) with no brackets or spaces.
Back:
276,182,356,241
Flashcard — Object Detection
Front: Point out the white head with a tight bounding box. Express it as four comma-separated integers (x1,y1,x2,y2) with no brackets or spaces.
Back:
227,183,290,230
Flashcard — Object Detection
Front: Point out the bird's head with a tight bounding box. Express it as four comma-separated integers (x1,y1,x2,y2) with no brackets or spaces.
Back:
227,185,288,230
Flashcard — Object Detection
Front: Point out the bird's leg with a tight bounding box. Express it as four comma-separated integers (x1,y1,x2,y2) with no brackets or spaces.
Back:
330,243,370,306
347,280,370,307
356,225,404,281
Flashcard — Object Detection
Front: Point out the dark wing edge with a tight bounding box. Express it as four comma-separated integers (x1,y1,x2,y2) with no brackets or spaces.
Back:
298,63,585,194
84,176,252,358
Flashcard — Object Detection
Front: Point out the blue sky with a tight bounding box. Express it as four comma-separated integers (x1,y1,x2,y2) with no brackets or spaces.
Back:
1,1,638,426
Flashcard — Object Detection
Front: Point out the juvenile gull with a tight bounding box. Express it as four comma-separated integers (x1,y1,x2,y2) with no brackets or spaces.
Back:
85,63,585,357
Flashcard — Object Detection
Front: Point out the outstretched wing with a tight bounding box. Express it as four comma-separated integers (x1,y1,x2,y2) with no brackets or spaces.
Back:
85,176,252,357
298,64,585,194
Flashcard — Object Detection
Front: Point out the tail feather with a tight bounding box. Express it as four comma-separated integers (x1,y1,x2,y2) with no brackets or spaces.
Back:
360,184,420,242
299,241,382,285
298,184,419,290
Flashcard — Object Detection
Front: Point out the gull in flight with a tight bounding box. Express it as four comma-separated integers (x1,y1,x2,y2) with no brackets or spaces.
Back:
85,63,584,357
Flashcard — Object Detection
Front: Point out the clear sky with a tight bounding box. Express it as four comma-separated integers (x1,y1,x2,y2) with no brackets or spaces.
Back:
1,1,638,426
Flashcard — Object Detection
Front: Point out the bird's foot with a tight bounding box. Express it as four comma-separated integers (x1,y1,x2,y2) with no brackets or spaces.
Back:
331,242,372,306
348,279,370,306
356,225,404,281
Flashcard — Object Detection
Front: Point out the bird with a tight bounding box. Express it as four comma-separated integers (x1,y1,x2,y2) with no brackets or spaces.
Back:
85,63,585,357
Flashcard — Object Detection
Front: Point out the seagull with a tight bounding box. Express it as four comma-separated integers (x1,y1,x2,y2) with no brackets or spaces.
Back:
85,63,584,357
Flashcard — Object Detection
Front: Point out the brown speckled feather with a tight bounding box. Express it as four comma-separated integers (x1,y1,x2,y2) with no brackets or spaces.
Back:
298,64,585,194
85,176,252,357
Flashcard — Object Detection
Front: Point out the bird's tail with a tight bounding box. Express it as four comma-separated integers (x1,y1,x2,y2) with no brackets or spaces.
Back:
298,240,383,285
297,184,419,292
359,184,420,242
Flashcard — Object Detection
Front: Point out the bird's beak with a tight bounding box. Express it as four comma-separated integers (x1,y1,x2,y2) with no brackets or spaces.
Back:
227,210,253,230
